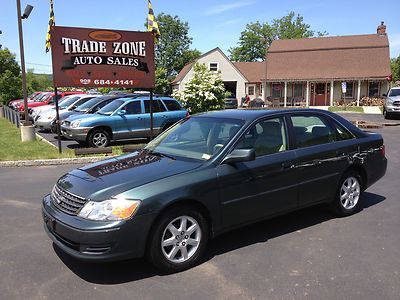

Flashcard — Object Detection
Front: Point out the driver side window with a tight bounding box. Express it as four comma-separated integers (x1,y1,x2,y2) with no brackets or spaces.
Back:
235,117,287,157
122,101,142,115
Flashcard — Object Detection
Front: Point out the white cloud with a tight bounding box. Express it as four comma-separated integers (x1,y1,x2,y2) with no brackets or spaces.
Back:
222,19,242,26
205,1,255,16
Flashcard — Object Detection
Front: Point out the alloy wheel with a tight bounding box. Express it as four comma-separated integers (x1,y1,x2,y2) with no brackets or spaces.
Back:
161,216,202,264
340,176,361,210
92,132,108,147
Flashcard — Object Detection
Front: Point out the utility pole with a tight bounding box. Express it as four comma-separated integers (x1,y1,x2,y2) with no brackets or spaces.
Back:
16,0,35,141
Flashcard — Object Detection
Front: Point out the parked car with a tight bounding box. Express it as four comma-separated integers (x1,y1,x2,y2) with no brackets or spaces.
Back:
383,87,400,119
29,95,76,121
49,94,137,133
17,91,84,118
8,91,43,108
34,94,94,131
43,109,387,273
224,97,238,109
61,96,188,147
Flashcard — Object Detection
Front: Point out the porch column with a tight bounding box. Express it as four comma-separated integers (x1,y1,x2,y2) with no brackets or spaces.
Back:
262,81,267,102
330,80,334,106
284,81,287,107
357,80,361,106
306,81,310,107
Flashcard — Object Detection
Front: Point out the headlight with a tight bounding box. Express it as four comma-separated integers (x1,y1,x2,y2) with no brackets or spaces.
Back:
78,198,140,221
71,120,81,128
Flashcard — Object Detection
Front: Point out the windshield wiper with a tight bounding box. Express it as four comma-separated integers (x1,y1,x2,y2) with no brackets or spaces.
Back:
147,149,176,160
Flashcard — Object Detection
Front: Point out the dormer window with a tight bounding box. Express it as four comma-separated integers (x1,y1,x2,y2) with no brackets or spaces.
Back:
209,62,219,72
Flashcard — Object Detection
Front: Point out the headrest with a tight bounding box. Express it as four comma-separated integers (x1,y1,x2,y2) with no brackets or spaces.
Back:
312,126,330,137
261,121,281,137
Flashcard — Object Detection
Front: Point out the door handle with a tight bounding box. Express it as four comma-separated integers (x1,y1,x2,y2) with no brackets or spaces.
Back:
137,117,143,120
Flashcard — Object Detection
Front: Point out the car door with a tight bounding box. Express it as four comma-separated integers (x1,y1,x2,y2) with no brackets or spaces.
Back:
289,113,354,207
113,100,145,139
143,99,168,136
216,116,299,228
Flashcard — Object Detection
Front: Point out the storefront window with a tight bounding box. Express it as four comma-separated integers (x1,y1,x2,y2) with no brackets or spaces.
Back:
368,82,380,97
344,82,354,98
272,83,282,98
294,83,303,97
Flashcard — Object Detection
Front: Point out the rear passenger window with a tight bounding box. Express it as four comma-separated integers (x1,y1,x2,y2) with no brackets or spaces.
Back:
162,99,182,111
144,100,166,113
331,120,354,141
235,117,287,157
291,115,335,148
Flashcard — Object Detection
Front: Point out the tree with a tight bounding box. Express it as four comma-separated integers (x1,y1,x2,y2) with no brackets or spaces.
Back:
154,13,193,77
173,63,226,114
0,48,21,104
146,13,201,95
391,56,400,83
26,70,52,95
229,12,327,62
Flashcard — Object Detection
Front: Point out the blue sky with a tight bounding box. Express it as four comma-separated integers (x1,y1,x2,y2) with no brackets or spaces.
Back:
1,0,400,74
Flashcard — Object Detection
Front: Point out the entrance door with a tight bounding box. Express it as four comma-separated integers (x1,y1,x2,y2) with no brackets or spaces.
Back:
313,83,326,106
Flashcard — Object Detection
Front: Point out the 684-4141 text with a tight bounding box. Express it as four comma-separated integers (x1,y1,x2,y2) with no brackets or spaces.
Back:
93,79,135,85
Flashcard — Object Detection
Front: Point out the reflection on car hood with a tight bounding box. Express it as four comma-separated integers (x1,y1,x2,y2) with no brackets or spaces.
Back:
388,95,400,101
57,150,202,201
64,113,101,123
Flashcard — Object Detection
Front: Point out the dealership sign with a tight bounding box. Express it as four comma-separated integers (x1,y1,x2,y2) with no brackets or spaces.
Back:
50,26,155,88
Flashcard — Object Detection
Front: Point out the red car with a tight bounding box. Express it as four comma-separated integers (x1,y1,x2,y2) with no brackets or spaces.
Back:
17,91,85,118
8,91,44,109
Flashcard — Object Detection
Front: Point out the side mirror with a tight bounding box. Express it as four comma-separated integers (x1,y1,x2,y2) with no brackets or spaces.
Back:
118,109,126,115
222,149,255,164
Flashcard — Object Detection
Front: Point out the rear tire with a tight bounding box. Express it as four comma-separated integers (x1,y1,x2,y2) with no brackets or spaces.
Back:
147,205,209,273
88,129,110,148
330,170,363,216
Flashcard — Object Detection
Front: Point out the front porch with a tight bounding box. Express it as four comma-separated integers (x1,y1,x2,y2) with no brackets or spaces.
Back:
262,80,390,107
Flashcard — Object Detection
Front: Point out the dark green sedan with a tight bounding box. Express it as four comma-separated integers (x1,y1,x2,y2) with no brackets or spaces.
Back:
42,109,387,273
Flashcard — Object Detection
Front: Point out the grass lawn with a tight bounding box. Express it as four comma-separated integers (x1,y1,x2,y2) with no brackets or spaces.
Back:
0,118,75,161
328,106,364,113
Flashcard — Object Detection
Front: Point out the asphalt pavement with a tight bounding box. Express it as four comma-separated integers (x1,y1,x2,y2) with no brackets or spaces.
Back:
1,126,399,300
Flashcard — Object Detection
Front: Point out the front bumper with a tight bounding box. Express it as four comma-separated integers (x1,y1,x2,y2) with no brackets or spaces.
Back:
35,118,54,130
42,194,156,262
60,125,92,141
385,104,400,113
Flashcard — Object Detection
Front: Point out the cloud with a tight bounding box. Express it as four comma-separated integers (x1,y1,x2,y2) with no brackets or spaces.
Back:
205,1,255,16
222,19,242,26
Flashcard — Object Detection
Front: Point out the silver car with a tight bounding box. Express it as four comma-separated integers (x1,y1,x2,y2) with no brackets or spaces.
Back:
34,94,95,131
383,87,400,119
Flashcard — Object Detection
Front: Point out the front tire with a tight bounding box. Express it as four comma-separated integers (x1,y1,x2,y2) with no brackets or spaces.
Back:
88,129,110,147
383,108,391,119
331,171,363,216
147,206,209,273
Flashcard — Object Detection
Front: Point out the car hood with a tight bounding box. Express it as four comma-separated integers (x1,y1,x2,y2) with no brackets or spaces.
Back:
65,113,101,123
57,150,202,201
388,95,400,101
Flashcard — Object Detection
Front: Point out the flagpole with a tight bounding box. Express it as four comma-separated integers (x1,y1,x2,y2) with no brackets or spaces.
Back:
149,31,154,141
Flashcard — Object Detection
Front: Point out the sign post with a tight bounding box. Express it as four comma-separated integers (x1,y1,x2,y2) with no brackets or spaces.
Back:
341,82,347,110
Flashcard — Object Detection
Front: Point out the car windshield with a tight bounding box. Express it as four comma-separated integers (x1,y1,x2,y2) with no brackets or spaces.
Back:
145,116,244,160
389,89,400,97
58,96,82,109
74,97,105,112
35,93,50,102
96,99,124,115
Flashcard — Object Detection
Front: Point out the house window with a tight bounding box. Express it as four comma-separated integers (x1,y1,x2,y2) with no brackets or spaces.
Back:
343,82,354,98
209,62,219,72
294,83,303,97
248,85,255,96
368,82,380,97
272,83,282,98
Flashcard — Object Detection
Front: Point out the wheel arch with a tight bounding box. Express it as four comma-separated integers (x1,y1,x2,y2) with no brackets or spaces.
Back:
145,198,214,251
87,125,113,141
345,164,368,190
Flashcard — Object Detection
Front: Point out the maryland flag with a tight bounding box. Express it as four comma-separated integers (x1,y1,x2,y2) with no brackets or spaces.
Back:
147,0,161,43
45,0,55,53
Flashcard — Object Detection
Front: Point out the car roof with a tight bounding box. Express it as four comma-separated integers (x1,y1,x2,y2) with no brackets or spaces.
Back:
193,108,339,121
115,96,177,102
390,87,400,90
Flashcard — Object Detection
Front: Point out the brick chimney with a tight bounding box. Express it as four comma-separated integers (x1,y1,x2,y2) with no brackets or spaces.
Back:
377,21,386,35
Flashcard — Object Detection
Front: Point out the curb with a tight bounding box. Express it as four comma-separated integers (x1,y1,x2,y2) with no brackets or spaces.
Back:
0,156,109,168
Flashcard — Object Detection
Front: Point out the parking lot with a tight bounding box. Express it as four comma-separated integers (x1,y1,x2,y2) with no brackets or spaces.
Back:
1,125,399,300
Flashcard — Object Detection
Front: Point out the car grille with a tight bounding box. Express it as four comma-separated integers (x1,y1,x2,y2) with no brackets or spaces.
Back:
393,101,400,107
51,184,87,215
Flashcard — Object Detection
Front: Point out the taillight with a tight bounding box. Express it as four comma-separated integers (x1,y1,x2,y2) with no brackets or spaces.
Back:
381,145,385,157
185,111,190,118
